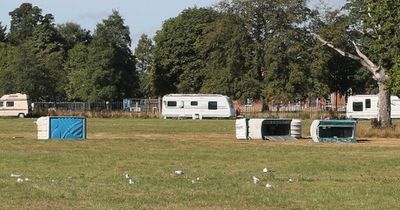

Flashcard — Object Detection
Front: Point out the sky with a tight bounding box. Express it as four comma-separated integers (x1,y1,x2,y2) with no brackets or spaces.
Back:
0,0,347,47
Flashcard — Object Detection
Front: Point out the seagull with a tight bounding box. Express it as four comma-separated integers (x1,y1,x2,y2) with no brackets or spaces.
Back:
128,178,134,185
287,178,293,183
262,168,269,173
16,178,24,183
175,170,184,176
252,176,260,184
265,183,273,189
11,173,21,177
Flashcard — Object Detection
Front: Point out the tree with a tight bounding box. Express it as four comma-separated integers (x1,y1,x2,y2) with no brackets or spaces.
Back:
197,13,260,100
8,3,43,45
312,0,400,127
0,22,6,42
134,34,154,98
66,10,137,101
58,22,92,50
152,7,220,96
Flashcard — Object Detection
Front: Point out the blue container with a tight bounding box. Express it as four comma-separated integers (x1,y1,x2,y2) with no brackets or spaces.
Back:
50,117,86,140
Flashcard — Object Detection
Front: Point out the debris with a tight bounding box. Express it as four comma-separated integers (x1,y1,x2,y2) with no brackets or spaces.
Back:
24,178,31,182
252,176,260,184
175,170,184,176
191,180,196,184
125,174,130,179
13,136,24,139
262,168,269,173
265,183,273,189
128,178,134,185
16,178,24,183
287,178,293,183
11,173,21,177
196,177,200,181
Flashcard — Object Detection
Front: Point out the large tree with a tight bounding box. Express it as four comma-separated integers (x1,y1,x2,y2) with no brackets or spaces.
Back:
57,22,92,50
312,0,400,127
8,3,43,45
0,22,6,42
152,7,220,96
134,34,154,98
197,13,260,100
66,10,137,101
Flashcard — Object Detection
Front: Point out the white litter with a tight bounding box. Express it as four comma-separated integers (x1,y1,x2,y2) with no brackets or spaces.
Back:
11,173,21,177
175,170,184,176
265,183,273,189
287,178,293,183
125,174,130,179
16,178,24,183
196,177,200,181
191,180,196,184
262,168,269,173
128,178,134,185
252,176,260,184
24,178,31,182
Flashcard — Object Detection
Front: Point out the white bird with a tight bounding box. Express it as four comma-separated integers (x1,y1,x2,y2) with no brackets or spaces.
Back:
11,173,21,177
287,178,293,183
175,170,184,176
265,183,272,189
262,168,269,173
125,174,130,179
128,178,134,185
16,178,24,183
252,176,260,184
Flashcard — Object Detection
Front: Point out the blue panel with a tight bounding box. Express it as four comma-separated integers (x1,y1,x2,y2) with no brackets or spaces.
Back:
50,117,86,140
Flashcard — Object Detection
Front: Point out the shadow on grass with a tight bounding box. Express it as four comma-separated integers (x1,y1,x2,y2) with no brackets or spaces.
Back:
356,139,371,143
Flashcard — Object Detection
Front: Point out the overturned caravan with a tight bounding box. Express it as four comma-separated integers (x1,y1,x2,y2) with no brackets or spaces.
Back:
236,118,301,141
310,120,357,143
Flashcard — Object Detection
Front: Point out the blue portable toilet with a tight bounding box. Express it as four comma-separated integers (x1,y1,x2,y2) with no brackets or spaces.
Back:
37,116,86,140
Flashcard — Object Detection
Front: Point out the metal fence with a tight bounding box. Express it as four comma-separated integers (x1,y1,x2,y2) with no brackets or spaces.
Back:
32,98,161,114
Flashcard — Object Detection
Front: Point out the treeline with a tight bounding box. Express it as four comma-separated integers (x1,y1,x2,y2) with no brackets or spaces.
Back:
0,1,397,103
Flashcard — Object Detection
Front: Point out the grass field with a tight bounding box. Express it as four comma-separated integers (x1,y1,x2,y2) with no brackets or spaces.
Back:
1,118,400,209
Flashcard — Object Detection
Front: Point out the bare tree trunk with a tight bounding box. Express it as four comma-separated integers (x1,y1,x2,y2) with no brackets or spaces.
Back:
311,33,392,128
378,81,392,127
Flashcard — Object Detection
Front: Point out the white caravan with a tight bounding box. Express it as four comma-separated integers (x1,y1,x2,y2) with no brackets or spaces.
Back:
162,94,236,119
0,93,31,118
346,95,400,119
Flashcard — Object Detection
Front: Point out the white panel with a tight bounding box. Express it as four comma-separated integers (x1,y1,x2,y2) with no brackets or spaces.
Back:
235,119,248,140
36,117,50,140
290,119,302,138
248,119,264,140
310,120,320,142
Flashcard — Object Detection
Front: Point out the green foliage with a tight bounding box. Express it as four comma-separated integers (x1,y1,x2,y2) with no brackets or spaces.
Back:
57,22,92,50
8,3,43,45
0,22,6,42
65,11,138,102
152,7,220,96
134,34,154,98
198,14,260,100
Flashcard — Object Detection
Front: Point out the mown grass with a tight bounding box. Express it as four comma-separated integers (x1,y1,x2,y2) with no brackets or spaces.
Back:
1,118,400,209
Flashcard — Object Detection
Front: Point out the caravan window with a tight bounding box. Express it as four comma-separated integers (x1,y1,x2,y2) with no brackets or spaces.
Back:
0,101,3,107
365,99,371,108
6,101,14,107
167,101,177,107
353,102,363,111
208,101,218,110
190,101,198,106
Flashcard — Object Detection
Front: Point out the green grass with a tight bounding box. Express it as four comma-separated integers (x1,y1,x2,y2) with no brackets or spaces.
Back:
1,118,400,209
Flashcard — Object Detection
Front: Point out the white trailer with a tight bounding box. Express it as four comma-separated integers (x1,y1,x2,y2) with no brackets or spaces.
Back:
162,94,236,119
346,95,400,119
0,93,31,118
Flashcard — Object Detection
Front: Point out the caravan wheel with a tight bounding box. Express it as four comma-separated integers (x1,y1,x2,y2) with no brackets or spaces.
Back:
18,113,25,118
